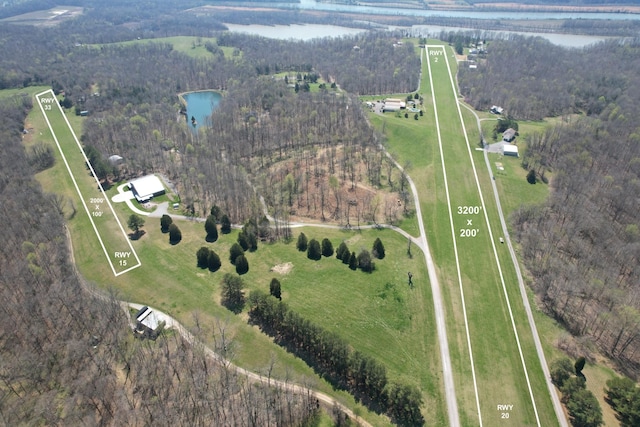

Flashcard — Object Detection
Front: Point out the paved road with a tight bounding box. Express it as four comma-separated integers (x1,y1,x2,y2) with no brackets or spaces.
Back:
461,102,568,427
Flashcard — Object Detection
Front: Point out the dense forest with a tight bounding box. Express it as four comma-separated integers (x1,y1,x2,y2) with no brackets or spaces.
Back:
459,35,640,375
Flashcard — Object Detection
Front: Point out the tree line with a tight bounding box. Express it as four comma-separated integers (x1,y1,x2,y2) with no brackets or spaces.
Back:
248,290,425,426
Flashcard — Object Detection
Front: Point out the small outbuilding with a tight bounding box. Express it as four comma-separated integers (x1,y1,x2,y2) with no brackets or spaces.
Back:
108,154,123,166
502,128,517,142
503,144,519,157
134,306,164,339
128,174,165,202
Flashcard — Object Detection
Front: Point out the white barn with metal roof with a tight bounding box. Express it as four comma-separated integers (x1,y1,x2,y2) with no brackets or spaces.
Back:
502,144,519,157
128,175,165,202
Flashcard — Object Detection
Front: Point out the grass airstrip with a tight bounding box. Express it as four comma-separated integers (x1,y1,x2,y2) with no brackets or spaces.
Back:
10,36,624,426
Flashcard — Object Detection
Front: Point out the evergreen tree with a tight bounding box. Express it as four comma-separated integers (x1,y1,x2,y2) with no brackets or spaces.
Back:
160,214,172,233
229,242,245,265
204,214,218,242
220,214,232,234
372,238,385,259
235,255,249,275
321,238,334,257
258,215,271,241
270,278,282,300
348,251,358,270
196,246,210,268
242,219,258,251
357,249,374,272
168,223,182,244
336,241,349,261
605,377,640,427
550,357,574,388
220,273,245,313
386,382,424,426
237,231,249,251
307,238,321,261
565,389,603,427
247,231,258,252
210,204,221,221
296,232,308,251
575,356,586,376
527,169,537,184
207,249,221,272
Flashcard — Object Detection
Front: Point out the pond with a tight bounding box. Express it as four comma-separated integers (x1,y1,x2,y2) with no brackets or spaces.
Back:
181,90,222,130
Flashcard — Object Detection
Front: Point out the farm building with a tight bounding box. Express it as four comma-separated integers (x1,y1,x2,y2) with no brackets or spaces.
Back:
502,128,517,142
128,174,165,202
383,98,406,112
503,144,519,157
490,105,504,115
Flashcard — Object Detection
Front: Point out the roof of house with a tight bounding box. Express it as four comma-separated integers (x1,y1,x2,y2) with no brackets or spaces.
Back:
503,128,517,141
136,307,160,331
129,175,164,202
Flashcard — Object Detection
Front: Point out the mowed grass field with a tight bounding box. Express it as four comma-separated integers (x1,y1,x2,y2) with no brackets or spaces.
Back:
372,43,558,426
27,91,446,426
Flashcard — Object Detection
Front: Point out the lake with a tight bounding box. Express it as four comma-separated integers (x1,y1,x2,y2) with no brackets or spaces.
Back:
181,91,222,130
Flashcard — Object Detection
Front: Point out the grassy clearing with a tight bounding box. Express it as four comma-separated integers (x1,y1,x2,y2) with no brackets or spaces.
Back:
90,36,239,59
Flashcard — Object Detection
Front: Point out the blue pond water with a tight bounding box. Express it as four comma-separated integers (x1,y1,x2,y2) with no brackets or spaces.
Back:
182,91,222,130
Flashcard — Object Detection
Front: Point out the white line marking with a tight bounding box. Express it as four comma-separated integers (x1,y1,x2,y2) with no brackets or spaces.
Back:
426,46,483,426
36,89,141,276
441,48,543,426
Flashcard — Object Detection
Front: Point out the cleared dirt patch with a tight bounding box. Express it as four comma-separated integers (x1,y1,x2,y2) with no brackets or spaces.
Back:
270,262,293,275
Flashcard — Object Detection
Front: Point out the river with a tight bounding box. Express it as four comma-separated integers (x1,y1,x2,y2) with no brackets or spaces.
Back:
225,22,610,48
289,0,640,20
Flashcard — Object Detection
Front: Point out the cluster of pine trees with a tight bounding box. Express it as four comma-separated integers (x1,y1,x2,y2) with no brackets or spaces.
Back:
296,232,385,273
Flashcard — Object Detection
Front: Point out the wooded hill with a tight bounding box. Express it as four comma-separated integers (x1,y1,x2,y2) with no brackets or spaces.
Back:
459,35,640,376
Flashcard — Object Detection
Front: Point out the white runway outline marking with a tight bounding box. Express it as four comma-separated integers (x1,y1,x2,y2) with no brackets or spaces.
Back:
427,45,543,426
440,46,542,427
36,89,141,276
426,45,483,426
